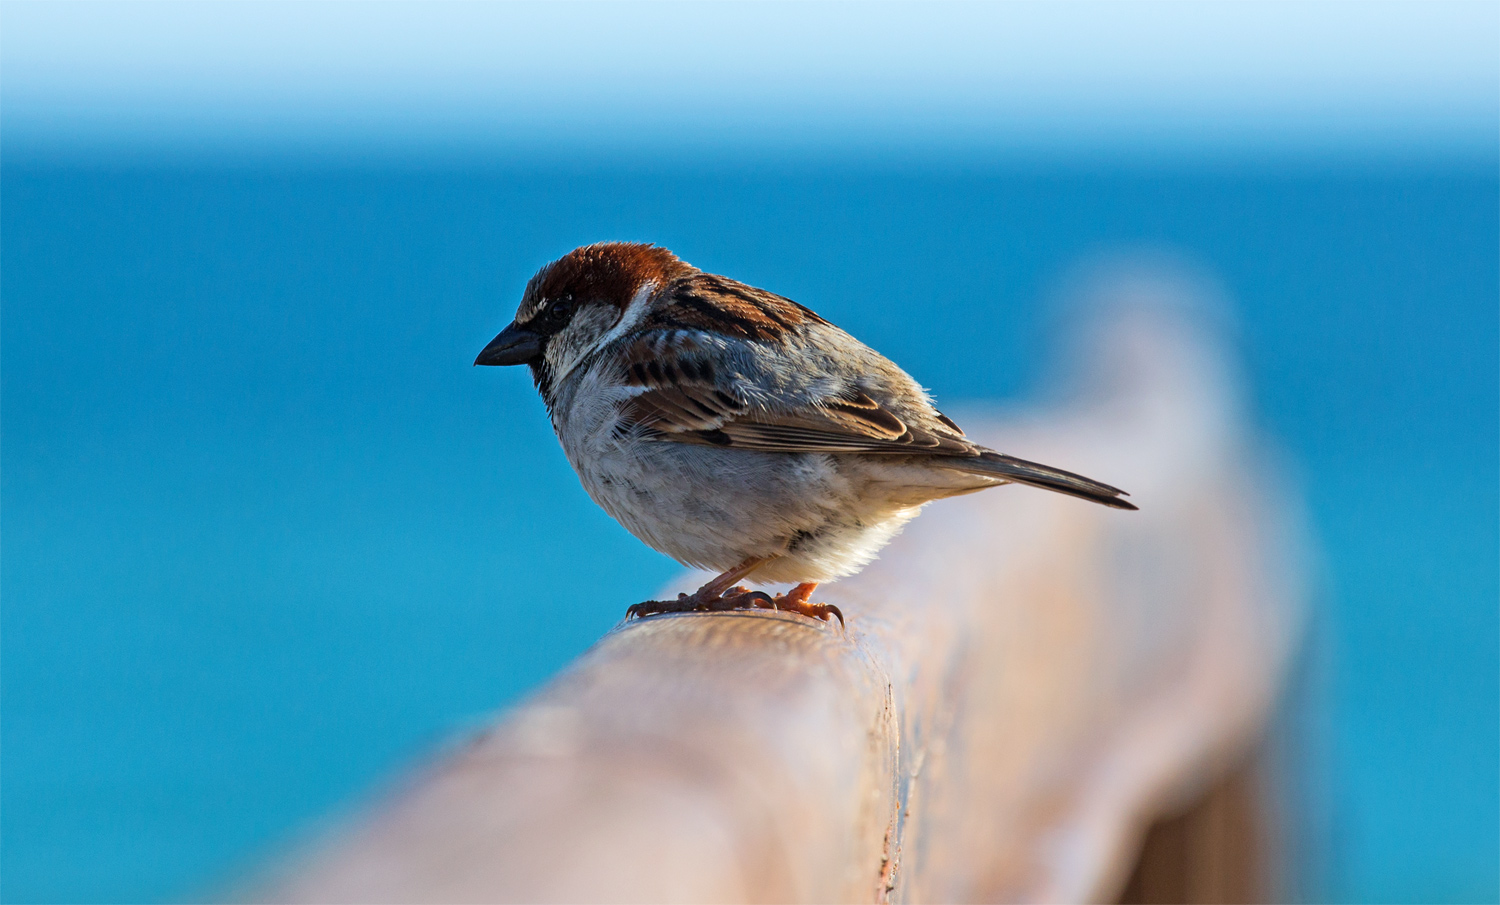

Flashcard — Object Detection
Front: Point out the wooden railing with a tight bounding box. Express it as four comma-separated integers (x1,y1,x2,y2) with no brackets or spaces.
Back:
260,293,1307,903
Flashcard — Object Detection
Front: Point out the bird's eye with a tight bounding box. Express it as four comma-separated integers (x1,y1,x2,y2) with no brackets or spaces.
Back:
545,295,575,326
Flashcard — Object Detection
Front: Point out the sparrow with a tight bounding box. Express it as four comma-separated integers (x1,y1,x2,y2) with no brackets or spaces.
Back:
476,243,1135,625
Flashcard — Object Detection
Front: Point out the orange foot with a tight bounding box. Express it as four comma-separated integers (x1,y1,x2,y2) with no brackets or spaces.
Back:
768,582,843,627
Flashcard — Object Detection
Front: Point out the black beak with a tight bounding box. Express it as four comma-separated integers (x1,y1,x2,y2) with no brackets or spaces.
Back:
474,322,544,366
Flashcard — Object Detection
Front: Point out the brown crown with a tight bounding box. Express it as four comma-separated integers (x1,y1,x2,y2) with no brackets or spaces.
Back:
520,243,697,322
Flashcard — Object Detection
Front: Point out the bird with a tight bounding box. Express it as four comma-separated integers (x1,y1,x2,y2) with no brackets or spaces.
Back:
475,242,1135,625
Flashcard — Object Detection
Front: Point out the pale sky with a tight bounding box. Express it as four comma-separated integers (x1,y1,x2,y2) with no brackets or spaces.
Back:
4,1,1496,158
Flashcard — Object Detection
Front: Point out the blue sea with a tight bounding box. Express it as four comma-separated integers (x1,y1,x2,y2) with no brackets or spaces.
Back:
3,159,1496,902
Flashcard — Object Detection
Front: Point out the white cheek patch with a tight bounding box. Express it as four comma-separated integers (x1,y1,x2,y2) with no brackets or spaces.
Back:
547,281,659,384
544,323,595,382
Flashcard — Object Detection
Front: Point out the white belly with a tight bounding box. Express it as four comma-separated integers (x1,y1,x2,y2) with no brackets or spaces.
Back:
551,369,991,583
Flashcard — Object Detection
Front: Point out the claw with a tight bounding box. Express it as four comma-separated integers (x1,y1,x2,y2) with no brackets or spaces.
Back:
725,589,775,609
763,582,844,628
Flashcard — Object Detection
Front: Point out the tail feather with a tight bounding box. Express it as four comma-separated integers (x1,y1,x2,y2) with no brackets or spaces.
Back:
943,452,1138,510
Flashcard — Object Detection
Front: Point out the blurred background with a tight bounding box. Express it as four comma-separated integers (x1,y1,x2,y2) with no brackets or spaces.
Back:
2,2,1495,902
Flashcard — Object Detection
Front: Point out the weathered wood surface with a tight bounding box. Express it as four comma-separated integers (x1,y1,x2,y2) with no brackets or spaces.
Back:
264,297,1306,904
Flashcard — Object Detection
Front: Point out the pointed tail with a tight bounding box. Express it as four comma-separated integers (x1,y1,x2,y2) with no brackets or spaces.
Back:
941,452,1138,510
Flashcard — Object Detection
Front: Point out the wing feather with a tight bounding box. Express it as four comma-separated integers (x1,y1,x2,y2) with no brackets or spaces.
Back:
612,331,975,456
597,288,1136,510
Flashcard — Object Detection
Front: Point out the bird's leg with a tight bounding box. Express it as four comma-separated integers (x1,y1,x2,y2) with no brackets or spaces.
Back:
625,557,774,620
697,557,772,600
769,582,843,627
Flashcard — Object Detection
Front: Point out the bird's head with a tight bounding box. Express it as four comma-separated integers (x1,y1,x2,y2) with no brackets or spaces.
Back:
475,242,694,403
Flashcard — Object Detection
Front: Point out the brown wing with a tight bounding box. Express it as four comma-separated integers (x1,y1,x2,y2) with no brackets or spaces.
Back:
615,331,752,433
640,273,827,342
615,332,976,457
